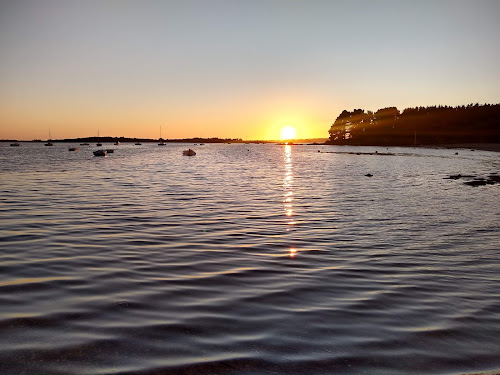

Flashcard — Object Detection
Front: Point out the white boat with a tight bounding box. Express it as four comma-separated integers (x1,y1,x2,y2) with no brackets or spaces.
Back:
93,150,107,156
183,149,196,156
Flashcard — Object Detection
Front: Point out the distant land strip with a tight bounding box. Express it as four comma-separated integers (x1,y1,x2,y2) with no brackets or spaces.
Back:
2,137,328,144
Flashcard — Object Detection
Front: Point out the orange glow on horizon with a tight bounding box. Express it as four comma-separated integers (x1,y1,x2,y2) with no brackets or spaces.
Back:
0,103,330,141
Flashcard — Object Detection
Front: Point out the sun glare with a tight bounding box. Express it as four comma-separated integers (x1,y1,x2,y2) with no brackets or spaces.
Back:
280,126,296,140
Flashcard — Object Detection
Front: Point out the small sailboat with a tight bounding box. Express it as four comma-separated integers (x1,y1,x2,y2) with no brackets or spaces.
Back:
183,149,196,156
45,130,53,146
114,140,120,145
93,149,107,156
158,125,166,146
96,130,102,146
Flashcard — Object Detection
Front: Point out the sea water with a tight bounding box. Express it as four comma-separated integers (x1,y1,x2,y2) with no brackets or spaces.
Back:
1,142,499,375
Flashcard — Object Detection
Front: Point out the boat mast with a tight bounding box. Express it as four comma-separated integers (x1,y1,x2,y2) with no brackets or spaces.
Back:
158,125,167,145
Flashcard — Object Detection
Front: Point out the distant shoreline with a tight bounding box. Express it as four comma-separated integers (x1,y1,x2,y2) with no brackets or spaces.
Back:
3,139,499,152
323,143,500,153
1,137,328,144
419,143,500,153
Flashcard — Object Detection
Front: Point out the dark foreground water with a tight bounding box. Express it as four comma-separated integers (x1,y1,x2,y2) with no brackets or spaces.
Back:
1,142,499,375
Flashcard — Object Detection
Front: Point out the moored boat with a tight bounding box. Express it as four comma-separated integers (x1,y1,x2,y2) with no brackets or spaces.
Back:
68,147,79,151
106,149,114,153
45,129,54,146
10,142,20,147
158,125,166,145
96,130,102,146
93,150,107,157
183,149,196,156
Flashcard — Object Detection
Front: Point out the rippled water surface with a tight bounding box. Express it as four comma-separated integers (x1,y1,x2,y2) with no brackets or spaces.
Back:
1,142,499,375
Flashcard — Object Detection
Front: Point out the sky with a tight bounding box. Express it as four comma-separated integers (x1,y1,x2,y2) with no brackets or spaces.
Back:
1,0,499,141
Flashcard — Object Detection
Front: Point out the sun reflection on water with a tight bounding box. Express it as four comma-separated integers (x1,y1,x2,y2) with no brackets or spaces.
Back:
283,145,297,257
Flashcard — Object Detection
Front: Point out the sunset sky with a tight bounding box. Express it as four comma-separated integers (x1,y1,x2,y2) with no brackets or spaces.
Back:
1,0,499,141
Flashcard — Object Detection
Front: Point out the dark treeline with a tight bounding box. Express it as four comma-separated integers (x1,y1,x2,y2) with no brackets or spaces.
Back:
326,103,500,145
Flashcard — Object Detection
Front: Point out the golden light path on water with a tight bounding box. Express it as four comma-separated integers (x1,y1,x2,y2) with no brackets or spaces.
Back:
283,144,297,258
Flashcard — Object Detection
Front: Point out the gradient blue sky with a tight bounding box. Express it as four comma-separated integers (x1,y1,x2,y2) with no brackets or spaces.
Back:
1,0,499,140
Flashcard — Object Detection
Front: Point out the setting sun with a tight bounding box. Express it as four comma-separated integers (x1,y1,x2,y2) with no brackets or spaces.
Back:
280,126,297,140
